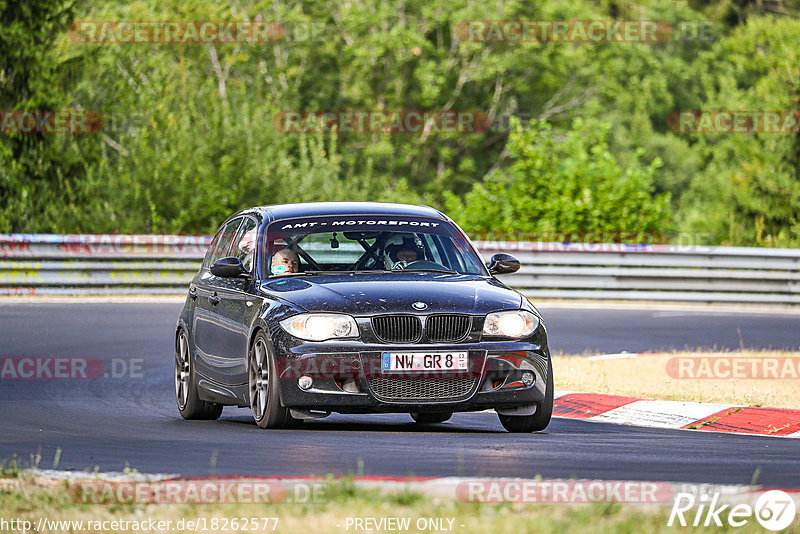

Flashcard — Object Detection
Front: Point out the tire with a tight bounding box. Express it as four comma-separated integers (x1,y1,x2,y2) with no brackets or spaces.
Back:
410,412,452,424
498,361,553,433
249,332,295,429
175,329,223,420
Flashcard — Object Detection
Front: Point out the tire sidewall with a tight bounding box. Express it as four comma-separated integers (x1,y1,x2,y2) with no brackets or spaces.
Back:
250,332,288,428
176,329,219,419
175,331,189,412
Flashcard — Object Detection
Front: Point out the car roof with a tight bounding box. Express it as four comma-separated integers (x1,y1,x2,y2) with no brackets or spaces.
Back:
239,202,449,222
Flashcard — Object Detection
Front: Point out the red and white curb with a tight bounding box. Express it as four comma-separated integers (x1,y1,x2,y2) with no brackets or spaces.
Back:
553,391,800,438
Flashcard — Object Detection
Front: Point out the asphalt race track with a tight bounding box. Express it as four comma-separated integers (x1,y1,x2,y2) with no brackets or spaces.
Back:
0,301,798,487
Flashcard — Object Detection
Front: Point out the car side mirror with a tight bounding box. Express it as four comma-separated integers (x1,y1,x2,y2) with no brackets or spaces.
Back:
211,256,249,278
487,253,520,275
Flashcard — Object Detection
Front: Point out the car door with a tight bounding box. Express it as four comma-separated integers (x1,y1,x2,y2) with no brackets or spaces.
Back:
192,217,243,384
207,216,261,386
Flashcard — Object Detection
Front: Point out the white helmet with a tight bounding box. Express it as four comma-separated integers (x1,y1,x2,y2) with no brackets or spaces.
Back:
383,233,423,269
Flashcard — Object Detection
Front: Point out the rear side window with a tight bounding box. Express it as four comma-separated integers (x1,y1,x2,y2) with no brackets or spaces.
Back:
230,218,258,272
203,218,243,269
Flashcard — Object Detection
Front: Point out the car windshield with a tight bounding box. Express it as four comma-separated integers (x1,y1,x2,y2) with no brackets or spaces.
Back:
264,216,487,276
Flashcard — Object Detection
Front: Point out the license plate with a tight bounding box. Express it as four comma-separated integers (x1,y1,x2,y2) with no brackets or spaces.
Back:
381,351,468,372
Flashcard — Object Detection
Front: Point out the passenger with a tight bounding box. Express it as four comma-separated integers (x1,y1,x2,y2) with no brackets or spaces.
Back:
271,248,300,275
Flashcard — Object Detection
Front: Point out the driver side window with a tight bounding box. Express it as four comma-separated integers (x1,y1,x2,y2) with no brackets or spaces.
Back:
231,218,258,272
203,218,243,270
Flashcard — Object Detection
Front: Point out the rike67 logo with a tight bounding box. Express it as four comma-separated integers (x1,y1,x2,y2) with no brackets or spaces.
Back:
669,490,796,531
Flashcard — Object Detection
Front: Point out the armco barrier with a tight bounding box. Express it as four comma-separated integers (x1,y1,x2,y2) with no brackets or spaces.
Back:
475,241,800,305
0,234,798,304
0,234,209,296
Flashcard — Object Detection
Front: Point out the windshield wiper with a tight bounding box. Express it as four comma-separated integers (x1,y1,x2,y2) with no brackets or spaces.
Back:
271,269,459,276
398,268,459,274
268,271,321,277
351,268,459,274
277,270,383,275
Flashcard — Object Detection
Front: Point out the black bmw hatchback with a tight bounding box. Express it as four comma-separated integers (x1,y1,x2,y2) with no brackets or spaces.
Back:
175,202,553,432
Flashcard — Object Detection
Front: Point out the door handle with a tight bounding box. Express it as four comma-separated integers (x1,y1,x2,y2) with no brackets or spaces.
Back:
210,293,220,306
188,286,198,300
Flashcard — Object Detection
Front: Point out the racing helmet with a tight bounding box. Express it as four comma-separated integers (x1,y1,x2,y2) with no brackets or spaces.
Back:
383,234,424,269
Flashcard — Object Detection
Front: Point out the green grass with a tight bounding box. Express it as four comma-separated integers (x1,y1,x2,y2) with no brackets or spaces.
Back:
557,350,800,409
0,456,21,478
1,476,798,533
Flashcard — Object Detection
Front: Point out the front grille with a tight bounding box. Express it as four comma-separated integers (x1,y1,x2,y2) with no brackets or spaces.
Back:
369,377,477,401
372,315,422,343
426,314,471,342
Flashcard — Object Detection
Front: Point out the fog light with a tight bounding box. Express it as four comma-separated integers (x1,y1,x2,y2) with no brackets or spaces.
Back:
521,372,534,386
298,376,313,390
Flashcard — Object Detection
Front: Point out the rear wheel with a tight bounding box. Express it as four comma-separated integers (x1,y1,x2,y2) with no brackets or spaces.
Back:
410,412,452,424
498,362,553,433
249,332,296,429
175,330,223,420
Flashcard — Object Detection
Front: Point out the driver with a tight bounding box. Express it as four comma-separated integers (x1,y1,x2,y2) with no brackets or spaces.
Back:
395,245,418,264
271,247,299,275
384,236,422,269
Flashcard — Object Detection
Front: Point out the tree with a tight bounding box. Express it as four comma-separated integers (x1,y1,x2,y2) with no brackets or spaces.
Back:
0,0,91,232
677,16,800,246
446,118,671,240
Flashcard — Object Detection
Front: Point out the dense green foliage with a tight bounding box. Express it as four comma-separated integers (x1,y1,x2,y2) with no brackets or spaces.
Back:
1,0,799,245
0,0,93,232
447,118,671,238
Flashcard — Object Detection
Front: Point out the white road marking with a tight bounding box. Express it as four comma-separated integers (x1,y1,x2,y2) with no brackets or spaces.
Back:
591,400,735,429
586,353,640,361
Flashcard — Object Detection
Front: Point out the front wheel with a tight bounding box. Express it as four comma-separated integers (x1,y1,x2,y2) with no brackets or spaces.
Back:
410,412,452,424
175,330,223,420
249,332,294,429
498,362,553,433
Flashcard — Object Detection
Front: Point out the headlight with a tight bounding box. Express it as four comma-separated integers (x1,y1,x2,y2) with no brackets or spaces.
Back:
279,313,358,341
483,310,539,338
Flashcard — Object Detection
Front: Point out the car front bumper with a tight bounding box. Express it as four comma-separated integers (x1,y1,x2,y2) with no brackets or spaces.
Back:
270,329,550,414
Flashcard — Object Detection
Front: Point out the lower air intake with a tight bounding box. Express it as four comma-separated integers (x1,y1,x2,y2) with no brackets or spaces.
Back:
369,377,477,401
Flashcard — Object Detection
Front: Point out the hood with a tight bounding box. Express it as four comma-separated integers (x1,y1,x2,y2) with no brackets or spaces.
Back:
259,272,522,315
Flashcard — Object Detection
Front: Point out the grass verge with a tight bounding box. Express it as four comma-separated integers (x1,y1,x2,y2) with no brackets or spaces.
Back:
555,350,799,408
2,477,795,533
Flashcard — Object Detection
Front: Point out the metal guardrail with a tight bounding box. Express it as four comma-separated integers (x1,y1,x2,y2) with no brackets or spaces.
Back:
475,241,800,305
1,234,798,304
0,234,209,295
